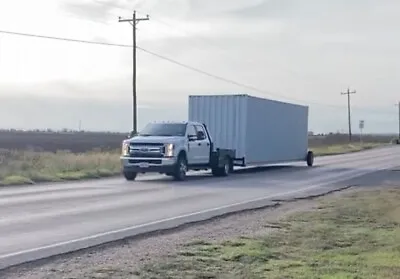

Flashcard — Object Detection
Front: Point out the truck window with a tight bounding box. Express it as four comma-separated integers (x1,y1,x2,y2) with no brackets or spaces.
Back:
195,125,206,140
187,125,197,137
138,123,187,137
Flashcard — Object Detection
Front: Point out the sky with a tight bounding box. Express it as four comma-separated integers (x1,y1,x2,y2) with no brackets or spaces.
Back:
0,0,399,133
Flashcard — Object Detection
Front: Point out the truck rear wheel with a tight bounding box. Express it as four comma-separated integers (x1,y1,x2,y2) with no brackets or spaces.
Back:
123,170,137,181
173,154,187,181
212,157,231,177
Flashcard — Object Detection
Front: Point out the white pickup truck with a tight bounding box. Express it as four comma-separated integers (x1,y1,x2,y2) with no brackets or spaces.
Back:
120,121,236,181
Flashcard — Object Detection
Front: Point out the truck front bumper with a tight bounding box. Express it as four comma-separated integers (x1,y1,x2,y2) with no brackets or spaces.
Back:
120,156,176,173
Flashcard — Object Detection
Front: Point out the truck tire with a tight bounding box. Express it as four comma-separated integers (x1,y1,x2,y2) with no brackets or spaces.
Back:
306,151,314,167
212,157,231,177
123,170,137,181
173,154,187,181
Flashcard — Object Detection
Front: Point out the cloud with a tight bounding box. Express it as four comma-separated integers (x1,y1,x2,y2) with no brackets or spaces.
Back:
1,0,399,134
60,0,128,23
0,94,187,132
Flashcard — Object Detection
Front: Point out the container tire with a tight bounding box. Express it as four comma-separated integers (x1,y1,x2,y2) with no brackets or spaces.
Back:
173,154,187,181
220,157,231,177
123,171,137,181
306,151,314,167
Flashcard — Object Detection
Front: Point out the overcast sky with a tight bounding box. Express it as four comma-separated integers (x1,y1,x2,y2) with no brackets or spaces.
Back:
0,0,399,133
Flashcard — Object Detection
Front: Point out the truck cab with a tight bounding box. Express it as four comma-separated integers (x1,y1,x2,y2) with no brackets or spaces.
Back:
120,121,235,181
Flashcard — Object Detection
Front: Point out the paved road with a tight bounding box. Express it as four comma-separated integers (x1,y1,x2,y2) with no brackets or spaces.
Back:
0,146,399,269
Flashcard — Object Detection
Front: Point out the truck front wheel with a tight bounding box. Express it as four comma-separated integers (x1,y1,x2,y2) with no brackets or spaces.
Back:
173,154,187,181
123,170,137,181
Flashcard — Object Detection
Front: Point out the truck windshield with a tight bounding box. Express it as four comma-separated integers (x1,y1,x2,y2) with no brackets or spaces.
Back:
138,123,187,137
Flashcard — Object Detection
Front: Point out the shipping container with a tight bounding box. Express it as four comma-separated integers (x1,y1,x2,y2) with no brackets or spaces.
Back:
188,94,310,166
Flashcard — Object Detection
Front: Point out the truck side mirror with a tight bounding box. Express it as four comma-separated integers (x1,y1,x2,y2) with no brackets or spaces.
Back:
188,135,197,141
197,131,205,140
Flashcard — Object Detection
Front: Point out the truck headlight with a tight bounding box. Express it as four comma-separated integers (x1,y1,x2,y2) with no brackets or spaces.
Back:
122,141,130,156
165,143,174,157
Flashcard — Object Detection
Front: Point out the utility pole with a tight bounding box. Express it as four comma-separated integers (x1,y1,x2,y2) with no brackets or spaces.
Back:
396,101,400,141
119,11,149,134
341,88,356,142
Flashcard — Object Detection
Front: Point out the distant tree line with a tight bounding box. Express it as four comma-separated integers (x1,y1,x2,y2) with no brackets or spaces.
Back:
0,129,395,153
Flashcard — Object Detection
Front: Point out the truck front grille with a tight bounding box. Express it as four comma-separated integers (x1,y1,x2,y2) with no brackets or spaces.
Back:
130,143,164,147
130,151,164,158
129,159,162,164
129,143,165,158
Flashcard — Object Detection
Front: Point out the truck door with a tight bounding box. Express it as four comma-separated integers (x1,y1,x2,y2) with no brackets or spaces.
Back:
186,124,200,165
194,124,211,164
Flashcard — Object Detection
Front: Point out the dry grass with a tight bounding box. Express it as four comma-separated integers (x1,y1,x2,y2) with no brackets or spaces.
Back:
0,142,385,186
311,142,383,156
136,187,400,278
0,149,121,186
0,130,393,153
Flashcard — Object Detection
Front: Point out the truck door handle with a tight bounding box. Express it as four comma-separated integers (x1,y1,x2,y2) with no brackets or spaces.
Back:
198,143,202,146
207,143,210,146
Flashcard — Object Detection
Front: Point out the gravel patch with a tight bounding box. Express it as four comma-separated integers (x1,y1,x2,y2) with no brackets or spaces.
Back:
0,188,356,279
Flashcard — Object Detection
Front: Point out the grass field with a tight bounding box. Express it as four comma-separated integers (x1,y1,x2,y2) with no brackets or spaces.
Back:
309,142,383,156
0,130,394,153
136,187,400,278
0,131,393,186
0,149,121,186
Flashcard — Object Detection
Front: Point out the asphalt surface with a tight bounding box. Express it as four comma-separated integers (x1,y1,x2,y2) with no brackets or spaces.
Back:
0,146,399,269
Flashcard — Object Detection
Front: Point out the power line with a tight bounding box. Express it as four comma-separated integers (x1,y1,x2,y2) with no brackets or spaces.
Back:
133,47,392,114
0,29,311,104
0,29,393,113
0,30,132,48
135,46,294,101
133,10,348,89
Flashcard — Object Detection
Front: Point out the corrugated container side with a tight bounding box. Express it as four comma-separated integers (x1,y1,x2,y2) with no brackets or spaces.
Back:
245,95,308,164
188,95,248,158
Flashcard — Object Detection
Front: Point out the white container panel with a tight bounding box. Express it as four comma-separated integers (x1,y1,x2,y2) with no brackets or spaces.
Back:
188,95,248,158
245,96,308,164
188,94,309,165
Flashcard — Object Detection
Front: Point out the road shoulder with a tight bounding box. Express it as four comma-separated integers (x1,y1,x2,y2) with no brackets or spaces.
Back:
4,184,397,279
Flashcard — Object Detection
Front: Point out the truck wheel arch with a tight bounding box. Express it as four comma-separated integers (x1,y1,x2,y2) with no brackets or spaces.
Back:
178,150,187,161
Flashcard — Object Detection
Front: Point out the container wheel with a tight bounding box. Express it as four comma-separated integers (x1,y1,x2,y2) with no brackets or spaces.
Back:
173,154,187,181
123,171,137,181
306,151,314,167
221,157,231,176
